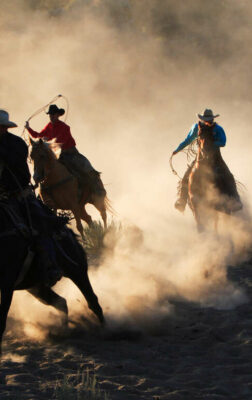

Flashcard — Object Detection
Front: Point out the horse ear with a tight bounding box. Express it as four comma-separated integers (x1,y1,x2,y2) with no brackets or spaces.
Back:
29,136,35,146
39,138,43,145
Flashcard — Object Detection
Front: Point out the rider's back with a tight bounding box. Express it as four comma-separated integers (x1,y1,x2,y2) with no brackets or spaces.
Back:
0,132,30,192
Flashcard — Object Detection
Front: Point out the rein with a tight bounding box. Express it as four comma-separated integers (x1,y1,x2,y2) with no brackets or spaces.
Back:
41,175,74,194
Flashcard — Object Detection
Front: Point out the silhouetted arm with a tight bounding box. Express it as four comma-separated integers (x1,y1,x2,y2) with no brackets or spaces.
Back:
173,123,198,153
27,123,51,139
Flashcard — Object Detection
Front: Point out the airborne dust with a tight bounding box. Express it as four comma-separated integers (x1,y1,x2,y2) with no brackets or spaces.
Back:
1,0,252,338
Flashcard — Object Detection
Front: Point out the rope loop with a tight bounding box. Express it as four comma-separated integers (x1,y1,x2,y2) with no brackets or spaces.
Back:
169,141,197,180
169,154,182,180
22,94,69,148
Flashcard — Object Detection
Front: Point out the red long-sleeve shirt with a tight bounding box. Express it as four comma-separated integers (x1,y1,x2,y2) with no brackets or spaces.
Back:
28,120,76,150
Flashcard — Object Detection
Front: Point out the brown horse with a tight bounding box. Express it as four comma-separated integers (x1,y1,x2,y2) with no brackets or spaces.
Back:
29,138,108,239
188,124,242,232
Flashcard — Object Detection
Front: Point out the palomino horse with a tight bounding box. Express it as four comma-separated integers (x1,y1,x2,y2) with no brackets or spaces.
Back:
188,125,242,232
29,138,108,239
0,203,104,354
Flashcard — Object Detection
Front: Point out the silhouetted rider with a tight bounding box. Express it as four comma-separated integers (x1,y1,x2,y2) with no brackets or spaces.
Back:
0,109,62,286
172,109,242,213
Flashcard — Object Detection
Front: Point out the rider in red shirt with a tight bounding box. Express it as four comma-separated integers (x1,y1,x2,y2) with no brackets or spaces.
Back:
26,104,76,151
25,104,94,175
25,104,105,197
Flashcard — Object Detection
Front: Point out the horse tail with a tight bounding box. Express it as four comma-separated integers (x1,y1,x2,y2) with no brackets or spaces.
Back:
236,179,246,194
104,195,117,216
94,175,117,216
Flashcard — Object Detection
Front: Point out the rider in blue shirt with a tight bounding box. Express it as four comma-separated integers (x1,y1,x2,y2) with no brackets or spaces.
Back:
172,109,241,213
173,121,226,154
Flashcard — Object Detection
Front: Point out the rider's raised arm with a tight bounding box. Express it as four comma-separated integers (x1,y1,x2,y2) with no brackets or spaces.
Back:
213,125,226,148
174,123,198,153
27,123,50,140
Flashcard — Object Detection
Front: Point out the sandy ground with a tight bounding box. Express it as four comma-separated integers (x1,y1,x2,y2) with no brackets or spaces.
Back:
0,262,252,400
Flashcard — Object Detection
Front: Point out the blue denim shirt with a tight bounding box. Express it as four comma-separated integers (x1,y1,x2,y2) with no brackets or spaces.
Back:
174,123,226,153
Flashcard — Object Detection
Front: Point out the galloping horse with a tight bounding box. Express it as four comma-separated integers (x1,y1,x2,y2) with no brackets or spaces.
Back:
0,204,104,354
29,138,108,239
188,125,241,232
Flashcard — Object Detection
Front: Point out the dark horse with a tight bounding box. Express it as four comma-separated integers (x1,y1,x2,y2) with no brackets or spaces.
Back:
0,201,104,354
188,124,242,232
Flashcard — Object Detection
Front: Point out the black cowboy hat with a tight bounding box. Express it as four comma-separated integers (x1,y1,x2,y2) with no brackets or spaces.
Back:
197,109,219,122
46,104,65,116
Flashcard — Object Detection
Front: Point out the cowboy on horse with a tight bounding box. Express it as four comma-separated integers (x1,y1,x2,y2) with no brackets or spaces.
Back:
0,110,105,353
25,104,105,198
172,109,242,214
0,109,63,286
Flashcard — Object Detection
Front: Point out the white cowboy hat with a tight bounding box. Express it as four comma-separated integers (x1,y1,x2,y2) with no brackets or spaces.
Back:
0,110,17,128
197,109,219,122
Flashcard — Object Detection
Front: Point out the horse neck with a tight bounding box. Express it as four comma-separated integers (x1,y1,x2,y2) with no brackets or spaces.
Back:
197,123,216,156
197,140,221,164
43,153,71,182
41,153,58,177
47,150,57,163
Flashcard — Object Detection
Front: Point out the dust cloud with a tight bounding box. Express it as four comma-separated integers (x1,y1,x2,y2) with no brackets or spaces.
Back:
1,0,252,336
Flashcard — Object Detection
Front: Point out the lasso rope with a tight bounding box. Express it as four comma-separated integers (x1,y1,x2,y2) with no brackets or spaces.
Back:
169,141,197,180
21,94,69,146
169,154,182,180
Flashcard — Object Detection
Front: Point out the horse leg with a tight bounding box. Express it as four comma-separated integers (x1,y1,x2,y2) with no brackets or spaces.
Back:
28,286,68,326
92,195,107,228
0,288,14,355
70,269,104,325
80,206,93,227
100,206,107,229
72,208,85,240
192,202,205,233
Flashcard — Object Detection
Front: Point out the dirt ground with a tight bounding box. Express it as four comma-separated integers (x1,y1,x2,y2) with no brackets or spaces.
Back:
0,262,252,400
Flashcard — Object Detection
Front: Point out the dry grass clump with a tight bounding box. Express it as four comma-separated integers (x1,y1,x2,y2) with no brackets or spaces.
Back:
82,220,121,261
54,369,110,400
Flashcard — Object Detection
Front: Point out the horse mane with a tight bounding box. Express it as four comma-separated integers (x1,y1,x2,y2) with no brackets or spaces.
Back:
32,138,62,160
47,139,62,159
